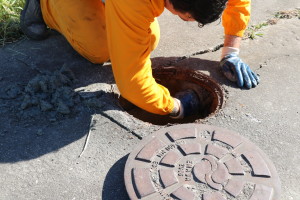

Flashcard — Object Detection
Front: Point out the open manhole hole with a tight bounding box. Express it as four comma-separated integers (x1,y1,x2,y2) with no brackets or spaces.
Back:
119,67,225,125
124,124,281,200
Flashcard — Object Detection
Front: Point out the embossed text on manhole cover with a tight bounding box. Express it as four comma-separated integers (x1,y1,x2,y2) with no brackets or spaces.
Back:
124,124,281,200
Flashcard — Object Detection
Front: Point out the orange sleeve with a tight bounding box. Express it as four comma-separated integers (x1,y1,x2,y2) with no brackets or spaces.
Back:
105,0,174,115
222,0,251,37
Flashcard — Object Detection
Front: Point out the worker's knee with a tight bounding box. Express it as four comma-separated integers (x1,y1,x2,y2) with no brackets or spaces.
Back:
73,41,110,64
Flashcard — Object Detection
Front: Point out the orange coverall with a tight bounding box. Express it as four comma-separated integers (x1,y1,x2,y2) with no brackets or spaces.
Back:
41,0,251,115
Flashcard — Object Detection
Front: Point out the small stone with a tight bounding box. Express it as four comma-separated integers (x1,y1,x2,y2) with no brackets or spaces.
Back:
36,129,44,136
25,76,41,94
60,65,75,81
56,101,70,114
49,118,57,122
50,75,62,89
39,79,49,93
58,73,72,85
40,100,53,111
5,84,22,99
21,95,32,110
31,97,39,106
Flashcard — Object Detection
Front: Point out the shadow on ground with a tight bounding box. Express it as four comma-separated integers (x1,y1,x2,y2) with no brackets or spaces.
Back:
0,31,120,163
102,154,130,200
0,31,237,163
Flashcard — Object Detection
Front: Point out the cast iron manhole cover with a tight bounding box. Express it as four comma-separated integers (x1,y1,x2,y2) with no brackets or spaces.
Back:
124,124,281,200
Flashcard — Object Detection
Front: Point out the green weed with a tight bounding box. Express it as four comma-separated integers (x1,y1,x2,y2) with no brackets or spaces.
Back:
243,8,300,40
244,22,268,40
0,0,25,47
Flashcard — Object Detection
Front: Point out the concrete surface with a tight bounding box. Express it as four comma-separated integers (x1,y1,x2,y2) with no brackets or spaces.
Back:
0,2,299,200
154,0,300,57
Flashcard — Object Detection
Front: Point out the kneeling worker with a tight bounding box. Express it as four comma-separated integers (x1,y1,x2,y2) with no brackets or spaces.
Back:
20,0,259,119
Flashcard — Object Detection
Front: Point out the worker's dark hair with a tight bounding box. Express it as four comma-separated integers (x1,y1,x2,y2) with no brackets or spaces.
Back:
169,0,228,27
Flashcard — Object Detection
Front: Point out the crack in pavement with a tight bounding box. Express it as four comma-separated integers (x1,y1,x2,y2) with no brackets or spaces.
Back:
169,43,224,65
99,111,143,140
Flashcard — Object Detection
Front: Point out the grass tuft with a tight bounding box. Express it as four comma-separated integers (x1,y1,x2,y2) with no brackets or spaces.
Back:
244,8,300,40
243,22,268,40
0,0,25,47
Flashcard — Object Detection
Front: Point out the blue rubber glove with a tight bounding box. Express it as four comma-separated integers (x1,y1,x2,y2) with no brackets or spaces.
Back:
171,89,201,118
220,53,260,89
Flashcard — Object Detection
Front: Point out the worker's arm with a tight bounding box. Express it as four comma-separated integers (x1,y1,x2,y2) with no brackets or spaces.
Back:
220,0,259,88
105,0,174,115
222,0,251,37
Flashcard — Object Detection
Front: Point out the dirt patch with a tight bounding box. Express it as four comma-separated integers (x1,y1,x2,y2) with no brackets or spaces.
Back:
19,65,79,114
119,66,224,125
0,64,120,124
275,9,300,19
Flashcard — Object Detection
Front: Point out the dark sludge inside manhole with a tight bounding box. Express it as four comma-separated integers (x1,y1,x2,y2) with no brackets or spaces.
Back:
119,66,224,125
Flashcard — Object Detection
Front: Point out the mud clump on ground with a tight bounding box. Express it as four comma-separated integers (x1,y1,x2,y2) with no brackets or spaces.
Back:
21,66,79,114
0,84,22,99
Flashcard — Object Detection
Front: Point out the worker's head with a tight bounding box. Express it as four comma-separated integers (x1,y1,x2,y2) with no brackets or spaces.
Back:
165,0,228,26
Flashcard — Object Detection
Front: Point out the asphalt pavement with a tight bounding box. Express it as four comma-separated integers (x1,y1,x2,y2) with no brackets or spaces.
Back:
0,1,299,199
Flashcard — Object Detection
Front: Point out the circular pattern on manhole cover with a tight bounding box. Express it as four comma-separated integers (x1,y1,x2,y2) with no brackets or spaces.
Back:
124,124,281,200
